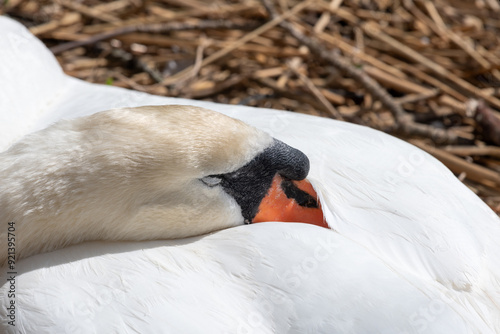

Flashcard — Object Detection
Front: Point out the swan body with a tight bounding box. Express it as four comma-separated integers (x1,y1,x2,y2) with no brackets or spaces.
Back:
1,16,500,333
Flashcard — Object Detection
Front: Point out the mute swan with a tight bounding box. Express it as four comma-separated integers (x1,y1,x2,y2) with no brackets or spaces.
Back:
1,16,500,334
1,104,325,263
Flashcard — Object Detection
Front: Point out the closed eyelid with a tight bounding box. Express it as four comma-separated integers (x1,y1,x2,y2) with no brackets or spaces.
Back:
200,176,222,187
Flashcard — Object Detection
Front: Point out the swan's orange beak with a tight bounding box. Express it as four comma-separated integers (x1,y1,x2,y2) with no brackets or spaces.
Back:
253,174,328,228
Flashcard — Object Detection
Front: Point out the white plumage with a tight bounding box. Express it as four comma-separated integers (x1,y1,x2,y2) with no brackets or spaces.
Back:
1,17,499,333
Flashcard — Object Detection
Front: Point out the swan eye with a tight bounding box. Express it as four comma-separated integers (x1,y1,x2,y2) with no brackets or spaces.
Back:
201,176,222,187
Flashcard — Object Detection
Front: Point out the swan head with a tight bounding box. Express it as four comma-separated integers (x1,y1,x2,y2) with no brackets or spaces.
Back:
1,105,325,262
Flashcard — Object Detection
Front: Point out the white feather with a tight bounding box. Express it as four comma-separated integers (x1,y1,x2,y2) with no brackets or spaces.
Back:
1,16,499,334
